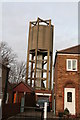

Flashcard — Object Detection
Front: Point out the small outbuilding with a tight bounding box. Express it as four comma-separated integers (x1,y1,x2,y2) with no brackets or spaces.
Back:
13,81,35,107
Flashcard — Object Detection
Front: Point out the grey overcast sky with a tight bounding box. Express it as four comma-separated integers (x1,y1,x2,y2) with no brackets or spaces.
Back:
1,2,78,62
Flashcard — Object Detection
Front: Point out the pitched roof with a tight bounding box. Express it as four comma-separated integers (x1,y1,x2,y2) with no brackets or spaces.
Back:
13,81,34,93
57,44,80,54
54,44,80,68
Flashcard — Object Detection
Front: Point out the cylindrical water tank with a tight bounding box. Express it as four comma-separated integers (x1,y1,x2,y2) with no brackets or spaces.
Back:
29,25,53,52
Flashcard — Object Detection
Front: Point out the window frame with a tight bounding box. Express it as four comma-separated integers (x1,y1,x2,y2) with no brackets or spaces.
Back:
66,59,77,71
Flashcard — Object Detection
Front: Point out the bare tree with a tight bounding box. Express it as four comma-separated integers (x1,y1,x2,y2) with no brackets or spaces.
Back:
16,61,26,83
0,41,27,83
0,41,18,83
8,61,27,83
0,42,17,66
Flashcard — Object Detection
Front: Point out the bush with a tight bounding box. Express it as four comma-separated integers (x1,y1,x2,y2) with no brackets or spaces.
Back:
64,108,69,115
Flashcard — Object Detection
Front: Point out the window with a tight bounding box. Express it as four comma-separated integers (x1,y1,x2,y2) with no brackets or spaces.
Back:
67,59,77,71
68,60,71,70
67,92,72,102
72,60,77,70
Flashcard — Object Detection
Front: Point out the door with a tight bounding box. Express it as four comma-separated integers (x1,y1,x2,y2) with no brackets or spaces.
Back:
64,88,75,115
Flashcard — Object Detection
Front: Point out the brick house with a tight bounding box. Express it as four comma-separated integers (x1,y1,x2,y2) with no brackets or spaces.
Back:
54,45,80,116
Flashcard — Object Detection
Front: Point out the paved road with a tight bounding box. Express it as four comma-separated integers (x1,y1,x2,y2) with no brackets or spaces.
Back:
7,111,42,120
7,110,42,120
4,110,80,120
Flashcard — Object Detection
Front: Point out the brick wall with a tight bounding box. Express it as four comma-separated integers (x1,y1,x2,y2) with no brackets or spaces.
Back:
78,56,80,115
54,54,80,116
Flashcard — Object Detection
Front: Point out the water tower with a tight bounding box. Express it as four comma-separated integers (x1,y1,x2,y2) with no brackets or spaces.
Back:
26,17,53,90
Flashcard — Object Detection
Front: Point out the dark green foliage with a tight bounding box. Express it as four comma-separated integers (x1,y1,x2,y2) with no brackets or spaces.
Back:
64,108,69,115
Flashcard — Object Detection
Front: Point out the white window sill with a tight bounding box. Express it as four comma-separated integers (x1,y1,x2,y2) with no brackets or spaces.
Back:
66,70,77,72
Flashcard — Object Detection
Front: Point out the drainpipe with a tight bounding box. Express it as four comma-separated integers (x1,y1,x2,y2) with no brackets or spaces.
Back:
52,65,56,115
52,65,54,111
52,87,54,111
54,96,56,115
